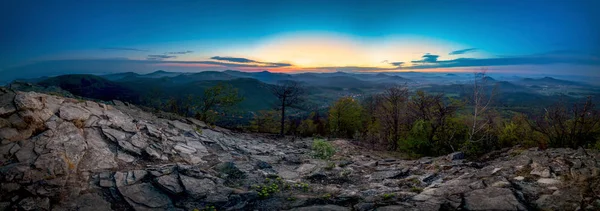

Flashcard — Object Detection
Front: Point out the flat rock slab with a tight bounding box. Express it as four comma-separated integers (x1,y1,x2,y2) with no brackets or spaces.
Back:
155,174,183,194
370,169,409,180
180,175,216,199
464,187,526,211
292,205,350,211
118,183,172,210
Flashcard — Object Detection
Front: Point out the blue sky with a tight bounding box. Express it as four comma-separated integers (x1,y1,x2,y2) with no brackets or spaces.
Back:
1,0,599,80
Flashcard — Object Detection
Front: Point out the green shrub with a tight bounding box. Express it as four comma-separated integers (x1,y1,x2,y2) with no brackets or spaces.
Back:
312,139,335,160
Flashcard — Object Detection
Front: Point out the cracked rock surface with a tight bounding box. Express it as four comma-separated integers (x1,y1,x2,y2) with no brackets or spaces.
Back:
1,88,600,210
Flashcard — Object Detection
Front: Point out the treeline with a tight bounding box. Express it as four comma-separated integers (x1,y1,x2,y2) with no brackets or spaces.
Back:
155,74,600,158
247,74,600,157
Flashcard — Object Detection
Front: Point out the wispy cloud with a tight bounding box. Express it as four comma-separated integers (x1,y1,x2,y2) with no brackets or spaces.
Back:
101,47,149,52
403,51,600,69
167,50,194,55
147,55,177,60
449,48,478,55
210,56,292,67
210,56,256,63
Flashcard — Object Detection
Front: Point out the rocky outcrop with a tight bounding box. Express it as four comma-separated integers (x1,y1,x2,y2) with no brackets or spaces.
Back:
1,89,599,210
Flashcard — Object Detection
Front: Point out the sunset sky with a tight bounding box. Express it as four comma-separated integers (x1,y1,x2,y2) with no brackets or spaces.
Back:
1,0,599,79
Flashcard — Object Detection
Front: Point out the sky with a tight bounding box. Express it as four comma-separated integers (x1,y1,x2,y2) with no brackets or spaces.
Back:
0,0,599,80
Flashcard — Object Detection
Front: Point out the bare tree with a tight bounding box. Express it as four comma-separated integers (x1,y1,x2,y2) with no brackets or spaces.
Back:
467,69,497,143
269,81,305,136
378,85,409,150
531,96,600,148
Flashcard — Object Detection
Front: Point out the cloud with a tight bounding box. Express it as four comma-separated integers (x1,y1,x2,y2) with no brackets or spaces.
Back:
147,55,177,60
101,47,149,52
210,56,256,63
403,52,600,69
411,54,440,63
167,50,194,55
210,56,292,67
449,48,478,55
390,62,404,67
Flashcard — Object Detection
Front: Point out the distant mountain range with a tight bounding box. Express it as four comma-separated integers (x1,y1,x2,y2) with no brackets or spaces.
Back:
5,70,597,128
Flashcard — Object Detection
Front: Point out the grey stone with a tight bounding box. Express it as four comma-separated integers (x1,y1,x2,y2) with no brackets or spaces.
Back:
174,143,196,154
118,183,172,210
464,187,526,210
155,174,184,194
180,175,216,198
117,151,136,163
0,127,19,141
18,197,50,211
291,205,350,211
102,128,131,143
1,183,21,192
79,128,117,171
129,133,148,149
115,170,147,187
14,92,43,111
537,178,561,185
70,193,113,211
59,104,91,121
8,113,27,129
99,179,114,187
447,151,465,160
0,89,17,116
370,169,409,180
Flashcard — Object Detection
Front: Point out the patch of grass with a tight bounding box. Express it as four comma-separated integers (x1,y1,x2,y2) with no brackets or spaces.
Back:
195,127,203,135
382,193,395,200
193,205,217,211
251,176,311,199
312,139,335,160
322,193,332,200
324,162,336,171
410,187,423,193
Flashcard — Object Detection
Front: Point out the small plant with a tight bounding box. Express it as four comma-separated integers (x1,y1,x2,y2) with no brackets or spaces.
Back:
194,205,217,211
410,187,423,193
294,182,310,192
72,119,85,129
322,193,332,200
382,193,395,200
324,162,336,170
340,169,352,177
195,127,203,135
312,139,335,160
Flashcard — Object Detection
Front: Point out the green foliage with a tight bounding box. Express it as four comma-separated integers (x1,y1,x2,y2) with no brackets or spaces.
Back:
298,112,322,137
328,97,362,138
251,177,310,199
324,162,336,170
249,110,281,133
194,127,203,135
382,193,395,200
400,120,433,157
194,205,217,211
410,187,423,193
312,139,336,160
194,83,244,124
